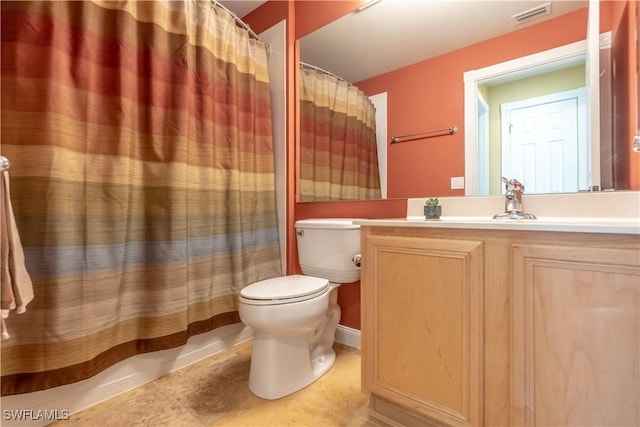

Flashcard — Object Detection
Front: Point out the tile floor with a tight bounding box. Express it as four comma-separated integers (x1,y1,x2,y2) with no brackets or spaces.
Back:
51,341,383,427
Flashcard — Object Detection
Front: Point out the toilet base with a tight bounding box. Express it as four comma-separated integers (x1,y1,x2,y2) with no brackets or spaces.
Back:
248,331,336,400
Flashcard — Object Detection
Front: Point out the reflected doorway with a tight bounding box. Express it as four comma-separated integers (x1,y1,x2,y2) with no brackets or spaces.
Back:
463,39,591,196
501,88,588,193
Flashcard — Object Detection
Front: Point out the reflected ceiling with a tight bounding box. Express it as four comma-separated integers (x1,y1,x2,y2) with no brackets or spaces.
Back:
300,0,587,83
218,0,267,18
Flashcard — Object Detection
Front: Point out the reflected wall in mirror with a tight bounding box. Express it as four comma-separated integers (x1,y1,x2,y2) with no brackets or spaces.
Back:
298,0,638,201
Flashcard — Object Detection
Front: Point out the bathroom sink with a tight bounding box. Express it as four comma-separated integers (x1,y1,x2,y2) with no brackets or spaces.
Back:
373,192,640,235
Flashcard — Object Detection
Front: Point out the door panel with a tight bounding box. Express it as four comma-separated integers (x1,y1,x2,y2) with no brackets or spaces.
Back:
503,96,581,193
511,244,640,426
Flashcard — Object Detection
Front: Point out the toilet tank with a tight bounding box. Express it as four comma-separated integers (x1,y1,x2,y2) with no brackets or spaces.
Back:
295,219,361,284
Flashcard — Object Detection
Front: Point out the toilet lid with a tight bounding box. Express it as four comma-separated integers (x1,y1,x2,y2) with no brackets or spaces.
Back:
240,275,329,302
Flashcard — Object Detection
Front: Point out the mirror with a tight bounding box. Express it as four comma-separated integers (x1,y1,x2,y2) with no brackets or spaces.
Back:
298,0,635,201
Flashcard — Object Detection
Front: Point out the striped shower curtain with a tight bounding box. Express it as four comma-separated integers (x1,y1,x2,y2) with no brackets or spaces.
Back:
0,0,281,395
299,67,381,201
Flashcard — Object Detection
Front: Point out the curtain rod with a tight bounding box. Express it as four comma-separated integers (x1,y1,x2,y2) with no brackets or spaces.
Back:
299,61,352,86
210,1,264,46
391,126,457,144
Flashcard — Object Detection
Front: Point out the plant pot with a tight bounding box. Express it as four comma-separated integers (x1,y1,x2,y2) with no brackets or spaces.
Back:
424,205,442,220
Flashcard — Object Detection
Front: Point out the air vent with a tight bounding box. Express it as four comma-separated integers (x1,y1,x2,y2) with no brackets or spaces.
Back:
512,2,551,25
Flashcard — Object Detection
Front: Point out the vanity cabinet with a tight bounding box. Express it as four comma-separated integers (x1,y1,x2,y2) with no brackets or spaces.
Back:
360,226,640,427
511,243,640,426
361,234,484,426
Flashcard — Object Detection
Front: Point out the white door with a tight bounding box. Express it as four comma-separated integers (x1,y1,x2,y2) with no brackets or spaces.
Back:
501,89,588,193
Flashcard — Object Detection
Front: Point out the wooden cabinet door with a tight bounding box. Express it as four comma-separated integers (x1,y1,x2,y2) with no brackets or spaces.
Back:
511,244,640,426
362,235,484,426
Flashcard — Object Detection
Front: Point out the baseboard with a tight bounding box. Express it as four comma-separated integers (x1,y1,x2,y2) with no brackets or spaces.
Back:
1,323,253,427
335,324,361,349
371,396,446,427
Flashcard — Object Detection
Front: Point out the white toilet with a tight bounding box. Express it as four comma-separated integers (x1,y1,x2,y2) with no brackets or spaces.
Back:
238,218,361,400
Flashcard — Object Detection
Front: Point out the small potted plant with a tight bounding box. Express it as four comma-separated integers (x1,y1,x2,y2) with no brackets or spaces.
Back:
424,197,441,220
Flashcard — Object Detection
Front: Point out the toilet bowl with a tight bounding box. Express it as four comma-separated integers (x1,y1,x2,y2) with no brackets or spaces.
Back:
238,219,361,400
239,275,341,399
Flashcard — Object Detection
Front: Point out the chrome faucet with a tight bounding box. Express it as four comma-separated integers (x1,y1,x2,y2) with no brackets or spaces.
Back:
504,177,524,212
493,177,537,220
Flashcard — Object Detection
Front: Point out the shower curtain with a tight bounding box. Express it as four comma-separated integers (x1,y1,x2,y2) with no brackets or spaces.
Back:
299,67,381,201
0,0,281,395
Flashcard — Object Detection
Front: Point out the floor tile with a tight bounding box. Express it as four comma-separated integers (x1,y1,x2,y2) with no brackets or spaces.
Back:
51,340,371,427
51,383,202,426
153,343,254,425
312,346,369,412
210,388,352,427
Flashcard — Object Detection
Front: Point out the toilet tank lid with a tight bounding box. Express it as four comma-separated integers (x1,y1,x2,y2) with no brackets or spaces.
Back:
240,275,329,300
295,218,362,229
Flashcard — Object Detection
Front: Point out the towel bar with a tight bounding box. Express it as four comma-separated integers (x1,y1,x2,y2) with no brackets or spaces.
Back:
391,126,457,144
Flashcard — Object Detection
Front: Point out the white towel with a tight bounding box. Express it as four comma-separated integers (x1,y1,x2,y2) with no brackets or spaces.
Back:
1,169,34,340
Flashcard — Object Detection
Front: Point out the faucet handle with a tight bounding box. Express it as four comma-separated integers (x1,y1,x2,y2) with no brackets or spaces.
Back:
512,179,524,193
501,177,525,193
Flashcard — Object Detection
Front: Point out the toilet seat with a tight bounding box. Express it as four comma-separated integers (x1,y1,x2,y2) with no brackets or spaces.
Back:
239,275,329,305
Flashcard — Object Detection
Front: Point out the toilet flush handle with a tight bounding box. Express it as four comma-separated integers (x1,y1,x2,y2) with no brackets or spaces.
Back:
352,254,362,268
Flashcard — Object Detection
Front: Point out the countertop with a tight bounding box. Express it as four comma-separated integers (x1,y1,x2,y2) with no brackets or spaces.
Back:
355,216,640,234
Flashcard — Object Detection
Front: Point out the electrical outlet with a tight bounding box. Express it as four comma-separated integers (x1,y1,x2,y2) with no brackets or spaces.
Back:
451,176,465,189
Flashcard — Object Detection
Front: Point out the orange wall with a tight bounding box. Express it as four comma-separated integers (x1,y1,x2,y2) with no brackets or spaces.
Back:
631,0,639,189
609,0,640,189
244,2,301,275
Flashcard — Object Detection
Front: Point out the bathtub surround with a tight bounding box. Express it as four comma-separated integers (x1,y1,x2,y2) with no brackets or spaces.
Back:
0,1,281,395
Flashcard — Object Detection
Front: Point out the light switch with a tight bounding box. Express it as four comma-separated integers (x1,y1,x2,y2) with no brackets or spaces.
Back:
451,176,465,189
